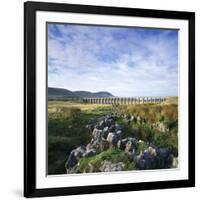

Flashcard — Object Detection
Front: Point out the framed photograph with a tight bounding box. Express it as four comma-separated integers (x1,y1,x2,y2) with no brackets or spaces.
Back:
24,1,195,198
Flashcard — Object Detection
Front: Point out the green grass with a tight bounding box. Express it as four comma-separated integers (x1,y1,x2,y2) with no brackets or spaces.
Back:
117,103,178,123
115,118,178,156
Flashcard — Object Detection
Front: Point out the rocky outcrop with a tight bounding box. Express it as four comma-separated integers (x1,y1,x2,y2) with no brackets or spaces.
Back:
134,146,173,170
123,114,146,124
65,145,85,171
65,113,177,173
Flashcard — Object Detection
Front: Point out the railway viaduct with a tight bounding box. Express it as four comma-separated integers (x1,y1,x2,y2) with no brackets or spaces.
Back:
83,97,167,104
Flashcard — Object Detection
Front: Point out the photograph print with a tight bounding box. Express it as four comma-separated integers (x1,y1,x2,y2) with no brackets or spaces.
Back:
47,23,178,175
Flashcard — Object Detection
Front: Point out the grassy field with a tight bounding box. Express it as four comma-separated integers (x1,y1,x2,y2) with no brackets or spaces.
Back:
48,101,115,174
48,98,178,174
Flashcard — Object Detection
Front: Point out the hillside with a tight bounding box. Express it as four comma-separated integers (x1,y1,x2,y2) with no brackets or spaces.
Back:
48,87,113,99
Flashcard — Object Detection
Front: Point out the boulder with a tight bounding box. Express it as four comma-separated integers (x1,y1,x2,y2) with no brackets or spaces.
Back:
106,118,115,127
65,145,86,171
106,132,119,146
125,140,135,153
83,149,96,158
65,151,78,170
117,140,122,149
135,152,155,170
148,146,157,156
117,137,137,150
98,120,105,129
116,130,122,140
115,123,123,131
142,152,157,169
103,126,109,132
108,124,116,132
135,147,173,170
99,160,126,172
102,126,109,139
156,148,170,159
92,128,103,140
86,142,92,150
137,158,146,169
73,146,86,158
127,148,136,161
89,139,101,150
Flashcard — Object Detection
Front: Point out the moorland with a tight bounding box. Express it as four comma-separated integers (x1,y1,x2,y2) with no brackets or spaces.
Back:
48,95,178,175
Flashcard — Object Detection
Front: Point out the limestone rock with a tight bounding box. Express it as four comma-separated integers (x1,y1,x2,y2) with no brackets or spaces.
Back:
99,160,126,172
83,149,96,158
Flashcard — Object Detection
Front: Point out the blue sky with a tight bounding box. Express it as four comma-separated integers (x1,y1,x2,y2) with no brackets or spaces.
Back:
48,23,178,97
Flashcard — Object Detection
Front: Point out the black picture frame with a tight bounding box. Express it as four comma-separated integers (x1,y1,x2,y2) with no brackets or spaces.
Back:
24,1,195,198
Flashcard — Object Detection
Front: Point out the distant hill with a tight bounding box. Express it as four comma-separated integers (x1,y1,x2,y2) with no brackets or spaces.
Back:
48,87,113,99
48,87,79,98
74,91,113,98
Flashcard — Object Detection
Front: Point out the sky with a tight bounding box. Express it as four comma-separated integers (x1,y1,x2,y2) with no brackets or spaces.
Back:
48,23,178,97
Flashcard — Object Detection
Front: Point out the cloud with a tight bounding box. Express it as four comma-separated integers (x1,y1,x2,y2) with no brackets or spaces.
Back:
48,23,178,97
